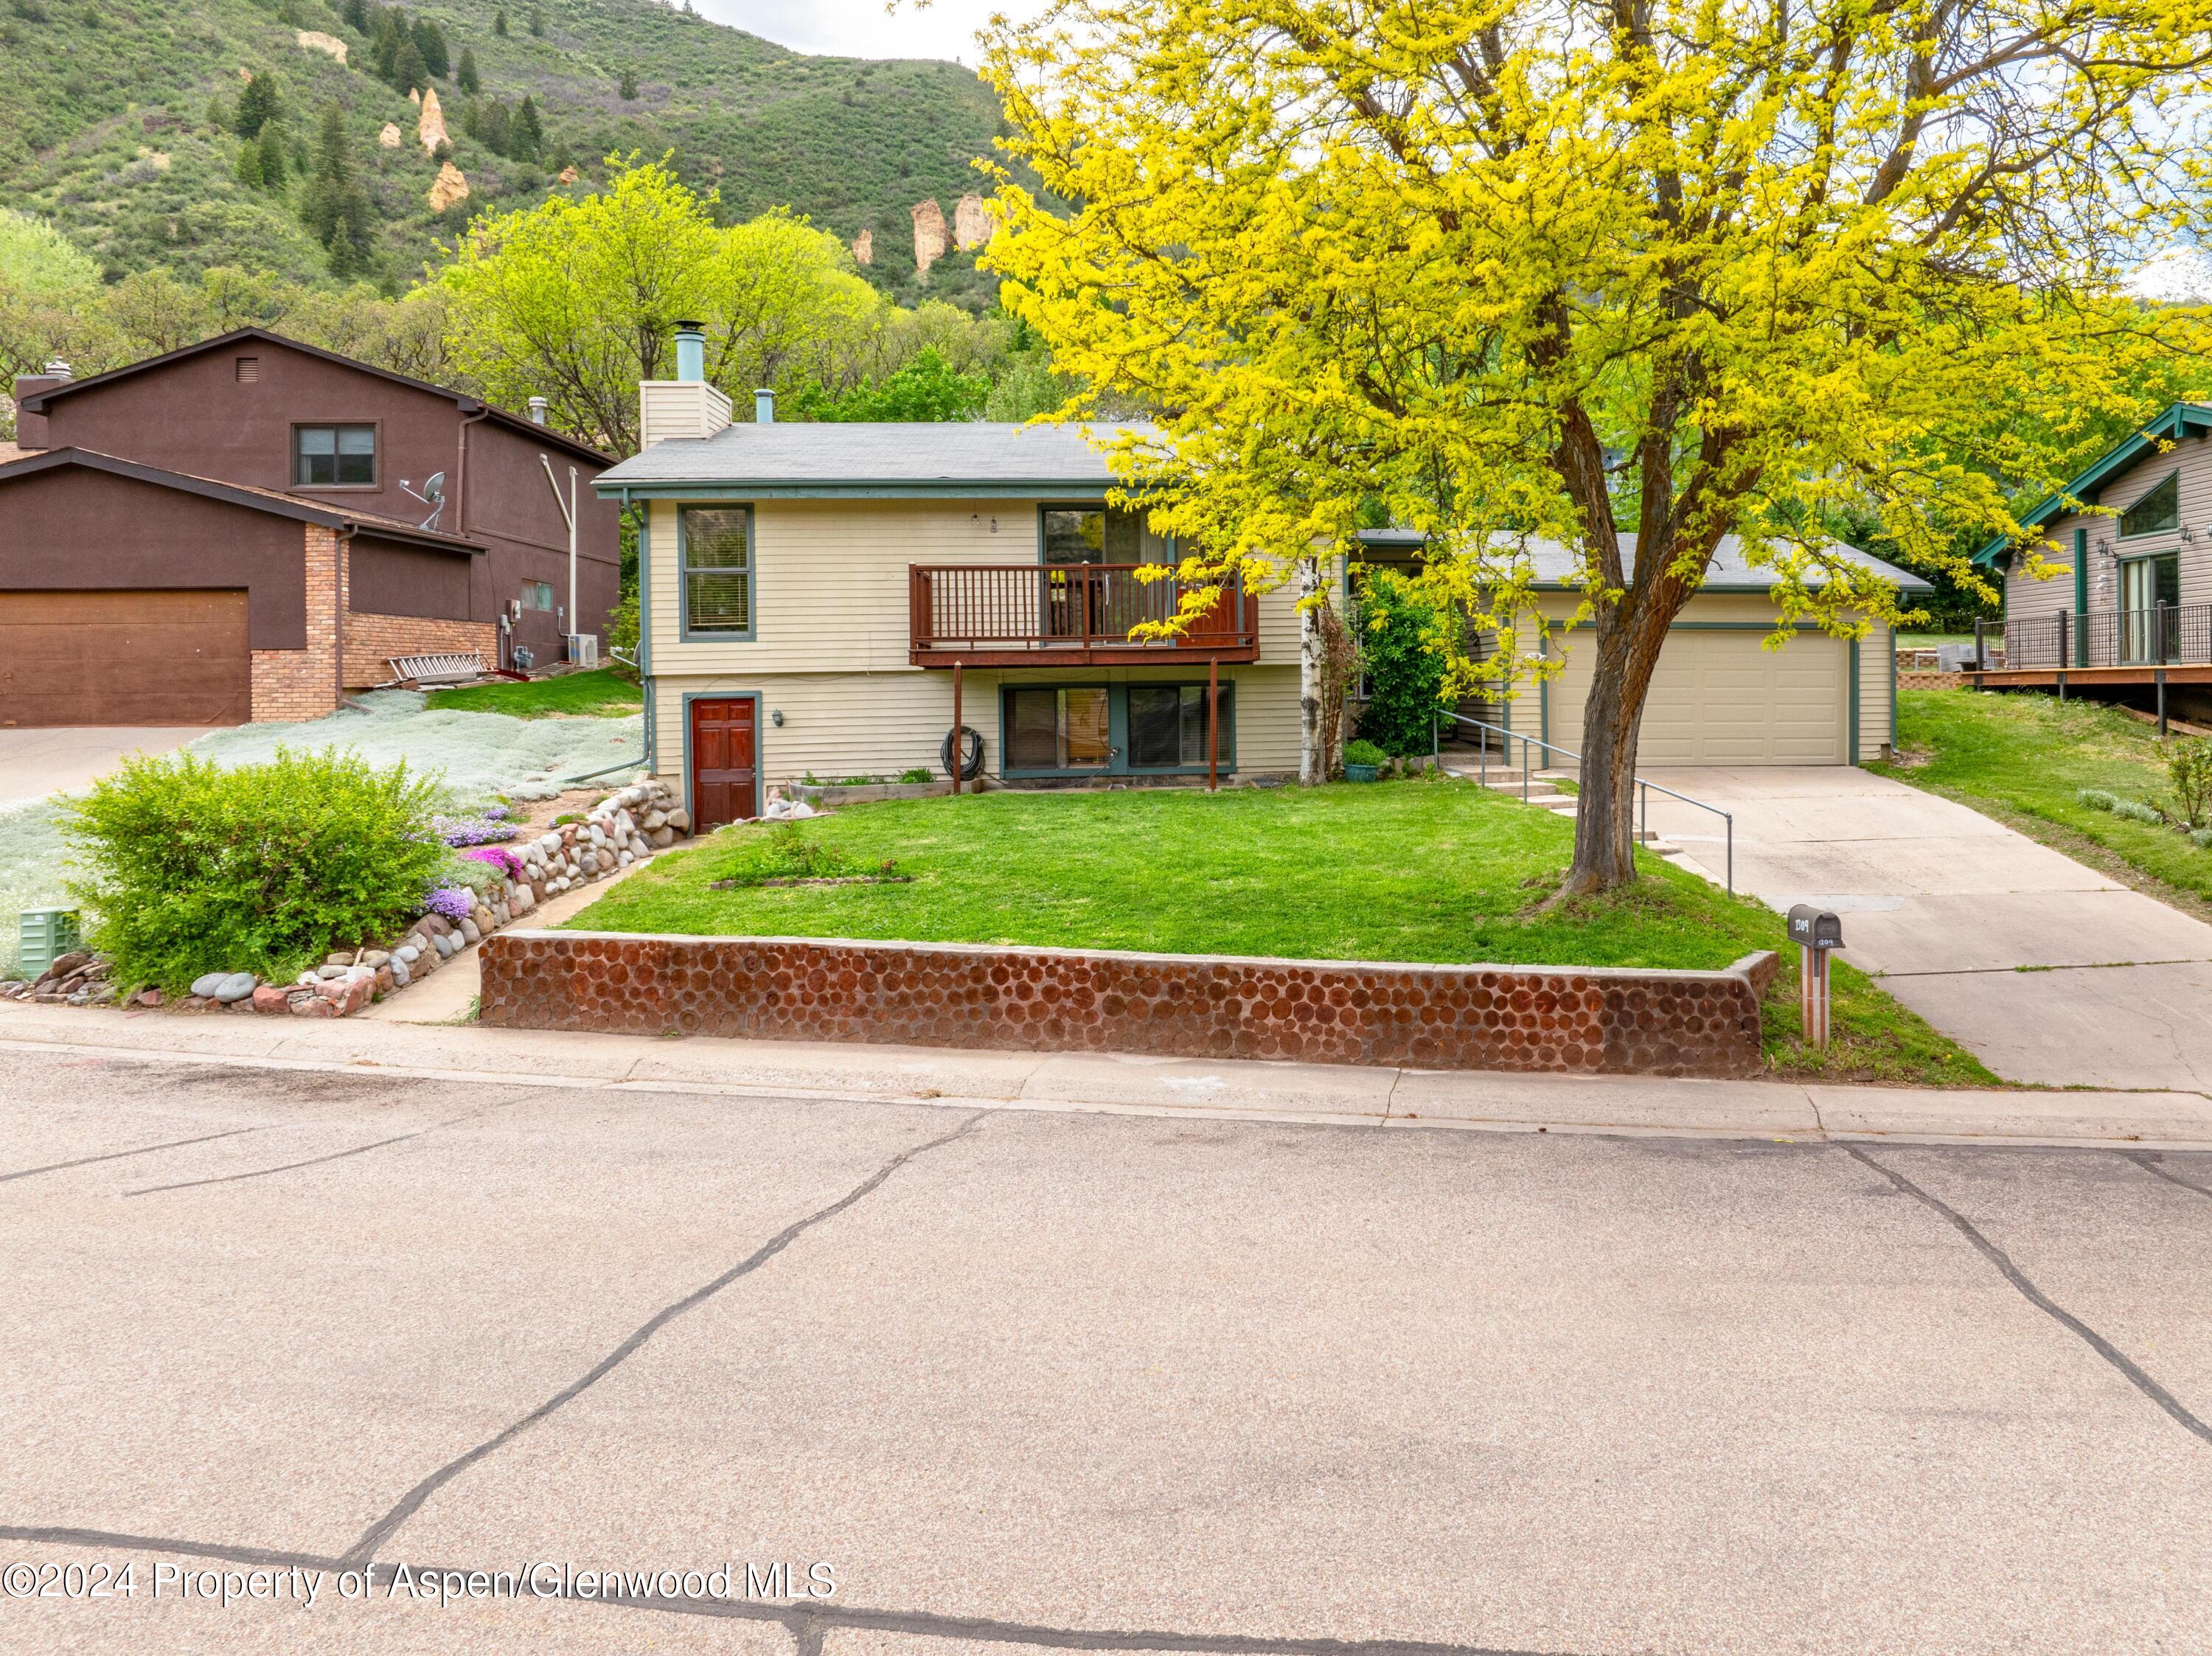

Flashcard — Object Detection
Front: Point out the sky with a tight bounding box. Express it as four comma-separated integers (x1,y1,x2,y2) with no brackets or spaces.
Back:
690,0,1042,65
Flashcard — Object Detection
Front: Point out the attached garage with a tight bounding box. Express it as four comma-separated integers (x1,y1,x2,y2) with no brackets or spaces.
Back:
0,591,251,728
1548,625,1854,765
0,447,489,726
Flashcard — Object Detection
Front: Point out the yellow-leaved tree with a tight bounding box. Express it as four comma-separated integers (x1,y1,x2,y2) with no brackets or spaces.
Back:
980,0,2212,893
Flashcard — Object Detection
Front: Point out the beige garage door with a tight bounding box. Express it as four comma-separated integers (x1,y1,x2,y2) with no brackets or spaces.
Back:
0,590,251,728
1548,627,1848,765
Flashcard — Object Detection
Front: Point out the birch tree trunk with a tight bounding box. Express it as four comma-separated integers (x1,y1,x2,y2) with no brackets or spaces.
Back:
1296,553,1324,785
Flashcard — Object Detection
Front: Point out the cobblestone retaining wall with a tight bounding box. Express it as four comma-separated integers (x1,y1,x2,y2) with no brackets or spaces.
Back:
481,933,1777,1077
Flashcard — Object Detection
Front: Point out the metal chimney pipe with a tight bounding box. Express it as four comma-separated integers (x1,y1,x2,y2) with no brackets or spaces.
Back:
672,321,706,383
527,395,549,425
754,388,774,424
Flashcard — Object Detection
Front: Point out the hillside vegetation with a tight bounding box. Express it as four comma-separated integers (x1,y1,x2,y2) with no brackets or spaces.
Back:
0,0,1009,306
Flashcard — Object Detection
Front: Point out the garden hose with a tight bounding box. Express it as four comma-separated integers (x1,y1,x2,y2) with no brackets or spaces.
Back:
940,726,984,782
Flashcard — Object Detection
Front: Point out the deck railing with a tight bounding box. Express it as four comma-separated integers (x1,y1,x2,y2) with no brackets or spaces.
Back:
1993,603,2212,670
910,564,1259,659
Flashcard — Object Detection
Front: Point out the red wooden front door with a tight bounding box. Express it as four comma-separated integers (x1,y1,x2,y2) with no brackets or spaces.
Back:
689,697,758,829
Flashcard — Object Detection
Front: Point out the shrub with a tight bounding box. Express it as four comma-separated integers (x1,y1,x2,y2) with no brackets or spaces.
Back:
1354,568,1453,756
2192,828,2212,850
2076,787,2119,812
423,884,476,920
1343,738,1388,767
2111,798,2164,825
63,748,448,992
899,768,933,784
2168,738,2212,827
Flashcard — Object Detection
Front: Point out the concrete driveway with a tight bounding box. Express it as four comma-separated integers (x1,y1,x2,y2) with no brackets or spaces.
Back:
4,1043,2212,1655
0,728,215,804
1645,767,2212,1090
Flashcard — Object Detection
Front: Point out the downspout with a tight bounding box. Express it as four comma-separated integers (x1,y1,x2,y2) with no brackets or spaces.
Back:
627,487,655,773
456,404,493,664
335,527,352,708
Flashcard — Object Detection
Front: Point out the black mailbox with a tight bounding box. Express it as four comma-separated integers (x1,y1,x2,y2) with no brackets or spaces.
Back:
1787,904,1844,950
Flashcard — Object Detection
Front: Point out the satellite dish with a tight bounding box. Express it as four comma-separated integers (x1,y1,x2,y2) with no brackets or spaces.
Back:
399,472,449,532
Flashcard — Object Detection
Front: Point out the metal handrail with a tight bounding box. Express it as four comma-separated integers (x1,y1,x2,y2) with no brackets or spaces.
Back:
1447,713,1735,894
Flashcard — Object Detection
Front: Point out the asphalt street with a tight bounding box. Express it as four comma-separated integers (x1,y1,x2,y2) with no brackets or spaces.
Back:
3,1044,2211,1655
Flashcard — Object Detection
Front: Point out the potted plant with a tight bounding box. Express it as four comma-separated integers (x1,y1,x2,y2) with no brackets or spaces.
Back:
1343,739,1386,782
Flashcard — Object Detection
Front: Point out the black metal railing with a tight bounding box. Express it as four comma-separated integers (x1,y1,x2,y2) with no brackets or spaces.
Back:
1991,603,2212,670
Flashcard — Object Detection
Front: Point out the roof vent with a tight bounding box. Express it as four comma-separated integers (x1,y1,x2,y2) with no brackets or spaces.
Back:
235,355,260,383
527,395,549,425
42,359,71,381
754,388,774,424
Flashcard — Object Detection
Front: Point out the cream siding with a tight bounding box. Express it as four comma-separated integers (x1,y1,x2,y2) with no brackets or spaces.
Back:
652,664,1302,798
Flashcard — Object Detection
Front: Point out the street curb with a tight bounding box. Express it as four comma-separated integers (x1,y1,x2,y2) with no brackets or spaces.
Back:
4,1002,2210,1151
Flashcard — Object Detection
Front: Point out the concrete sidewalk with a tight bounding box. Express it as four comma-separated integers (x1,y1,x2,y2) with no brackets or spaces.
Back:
5,998,2209,1149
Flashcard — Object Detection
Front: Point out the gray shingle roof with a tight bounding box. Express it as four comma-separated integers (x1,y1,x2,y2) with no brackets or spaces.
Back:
598,421,1152,490
1358,527,1932,592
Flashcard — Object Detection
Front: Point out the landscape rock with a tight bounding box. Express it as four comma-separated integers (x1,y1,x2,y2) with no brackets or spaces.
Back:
459,919,481,944
395,943,420,964
666,809,692,832
361,950,390,968
190,972,229,998
213,973,257,1003
432,932,457,959
422,915,452,938
317,964,348,980
388,956,410,988
49,951,92,980
251,985,290,1015
650,827,675,848
374,967,395,996
326,952,355,967
133,989,162,1009
291,995,336,1017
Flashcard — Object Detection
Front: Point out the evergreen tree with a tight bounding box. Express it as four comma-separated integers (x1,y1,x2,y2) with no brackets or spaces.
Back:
204,94,232,131
342,0,368,30
493,6,507,35
299,105,376,279
411,15,448,78
233,139,265,189
511,95,543,162
393,38,429,94
257,125,289,187
233,72,279,139
528,4,543,36
468,97,511,156
617,66,637,100
456,46,479,94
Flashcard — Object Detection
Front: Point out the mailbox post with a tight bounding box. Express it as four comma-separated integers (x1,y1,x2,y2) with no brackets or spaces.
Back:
1787,904,1846,1049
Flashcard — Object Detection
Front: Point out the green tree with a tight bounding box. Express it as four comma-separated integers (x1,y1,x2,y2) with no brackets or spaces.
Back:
788,347,987,422
257,125,290,189
441,160,885,453
528,4,543,35
232,138,265,189
1352,570,1452,758
493,5,507,35
342,0,368,30
232,72,279,139
411,15,448,78
300,105,377,281
465,97,511,156
510,94,543,162
0,209,100,300
617,66,637,100
984,0,2212,891
456,46,479,94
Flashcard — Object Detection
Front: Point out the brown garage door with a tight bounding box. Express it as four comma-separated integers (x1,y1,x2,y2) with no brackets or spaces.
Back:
0,590,251,727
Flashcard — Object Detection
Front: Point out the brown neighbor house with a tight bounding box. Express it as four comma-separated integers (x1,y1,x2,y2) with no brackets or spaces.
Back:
0,327,620,726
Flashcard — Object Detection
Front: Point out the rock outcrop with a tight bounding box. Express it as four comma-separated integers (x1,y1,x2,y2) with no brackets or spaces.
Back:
296,29,348,63
852,228,872,266
379,122,403,148
911,200,949,276
417,86,449,154
953,194,994,250
428,161,470,212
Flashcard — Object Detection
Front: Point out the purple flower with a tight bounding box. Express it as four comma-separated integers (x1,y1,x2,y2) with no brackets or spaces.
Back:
462,845,524,879
481,804,510,821
435,814,520,846
422,886,475,922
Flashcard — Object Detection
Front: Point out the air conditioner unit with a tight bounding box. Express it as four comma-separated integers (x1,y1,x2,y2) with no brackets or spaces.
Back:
565,633,599,667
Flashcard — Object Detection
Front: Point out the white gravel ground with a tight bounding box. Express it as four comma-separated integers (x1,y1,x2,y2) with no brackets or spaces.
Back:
0,692,644,976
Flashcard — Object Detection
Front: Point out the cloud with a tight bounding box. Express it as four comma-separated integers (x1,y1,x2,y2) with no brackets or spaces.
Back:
692,0,1037,64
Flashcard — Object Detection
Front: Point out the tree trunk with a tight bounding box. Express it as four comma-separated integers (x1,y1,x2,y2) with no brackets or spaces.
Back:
1560,596,1675,895
1297,553,1324,785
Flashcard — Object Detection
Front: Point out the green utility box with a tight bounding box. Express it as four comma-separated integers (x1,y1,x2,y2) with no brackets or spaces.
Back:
16,908,82,981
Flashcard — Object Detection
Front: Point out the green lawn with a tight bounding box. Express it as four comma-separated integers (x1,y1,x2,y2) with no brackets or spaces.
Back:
425,669,643,720
1871,689,2212,910
568,780,1993,1085
1897,632,1975,650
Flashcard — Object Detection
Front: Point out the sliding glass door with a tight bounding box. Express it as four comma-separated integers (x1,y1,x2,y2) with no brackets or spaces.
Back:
2121,554,2181,663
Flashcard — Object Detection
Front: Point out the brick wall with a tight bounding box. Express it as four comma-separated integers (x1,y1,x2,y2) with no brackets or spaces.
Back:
343,614,498,687
248,524,341,721
481,933,1777,1078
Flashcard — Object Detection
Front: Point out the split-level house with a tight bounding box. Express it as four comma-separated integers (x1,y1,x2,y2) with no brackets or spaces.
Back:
1973,403,2212,717
0,328,619,726
598,329,1915,829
